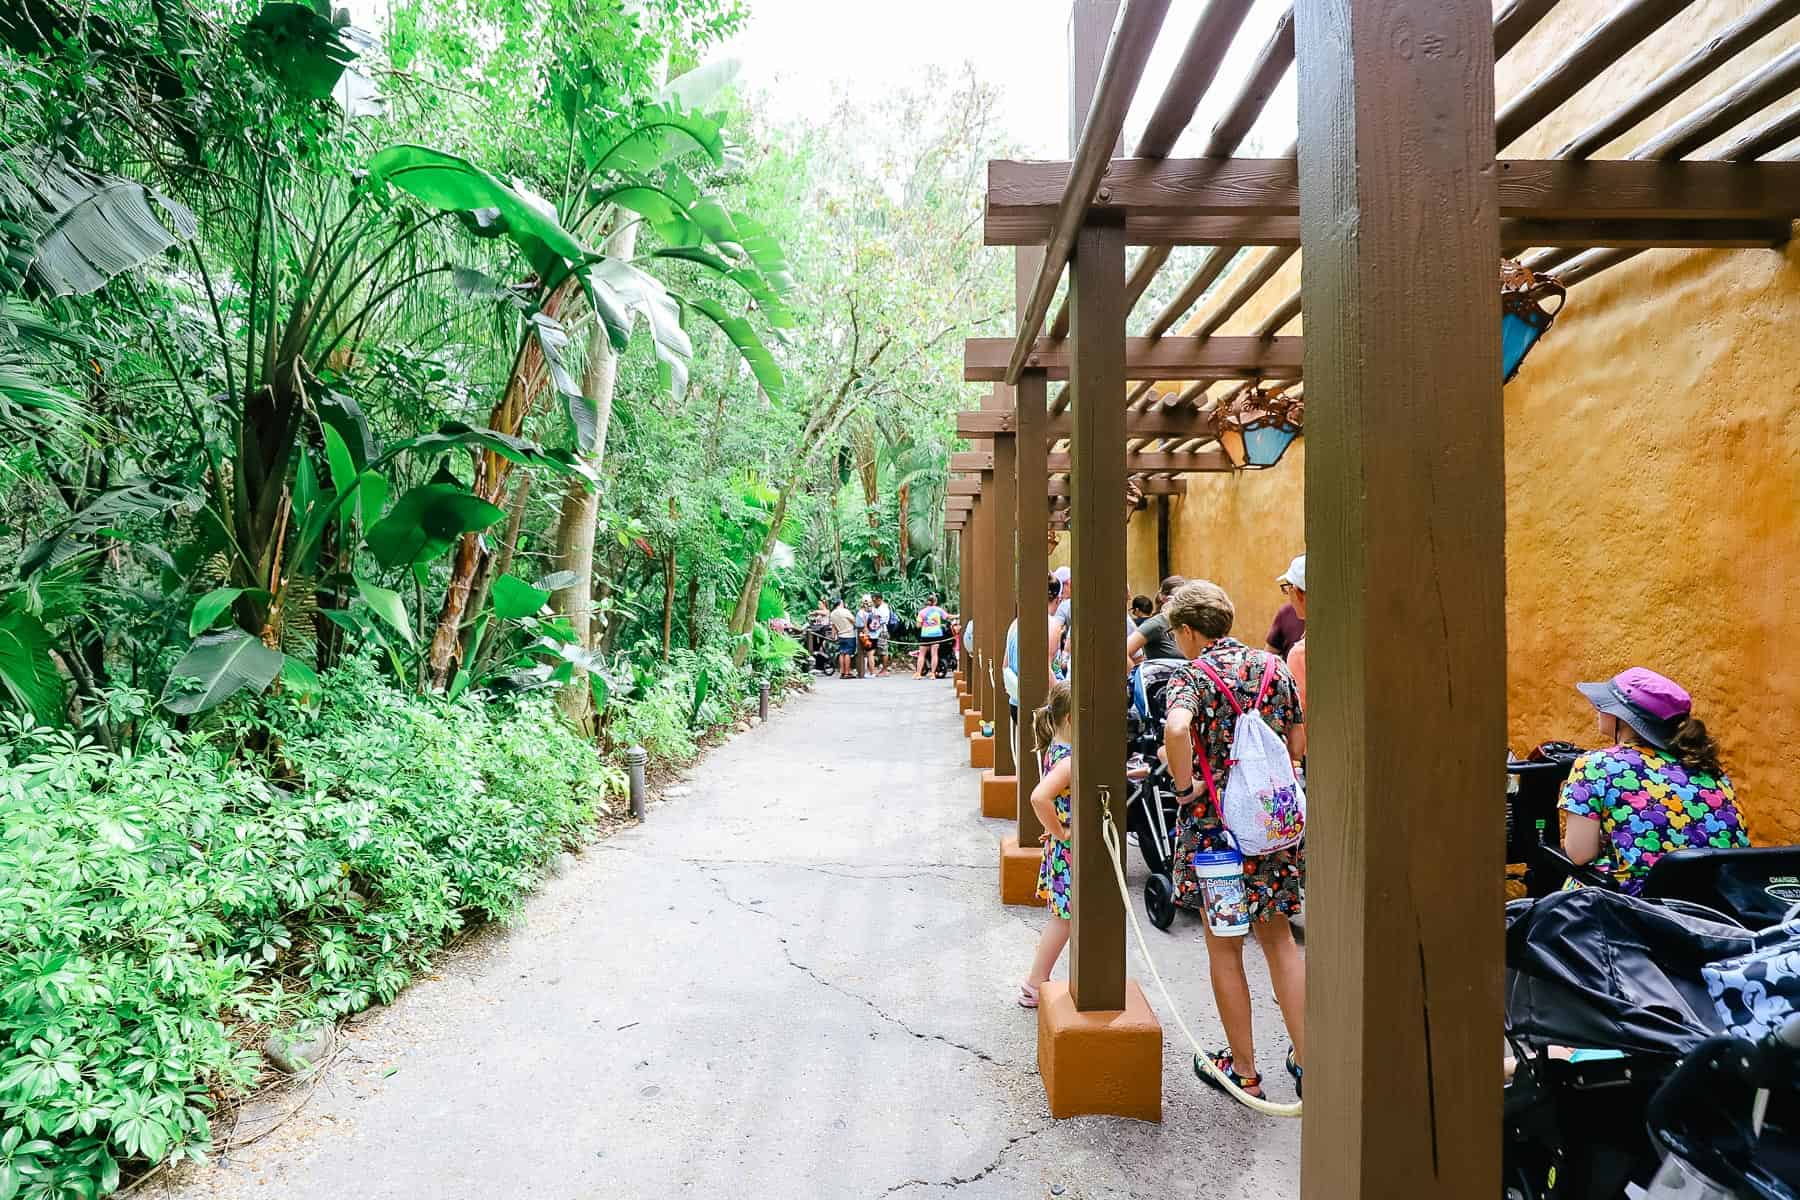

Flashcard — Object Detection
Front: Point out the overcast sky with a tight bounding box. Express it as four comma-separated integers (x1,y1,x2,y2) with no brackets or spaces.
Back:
713,0,1297,158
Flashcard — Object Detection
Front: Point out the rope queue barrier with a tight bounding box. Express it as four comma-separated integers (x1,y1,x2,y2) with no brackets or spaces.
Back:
1098,790,1303,1119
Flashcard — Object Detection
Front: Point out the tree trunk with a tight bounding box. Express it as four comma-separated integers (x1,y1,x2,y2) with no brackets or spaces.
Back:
684,568,700,652
660,500,677,661
463,473,532,672
726,472,798,663
897,481,910,579
853,424,884,575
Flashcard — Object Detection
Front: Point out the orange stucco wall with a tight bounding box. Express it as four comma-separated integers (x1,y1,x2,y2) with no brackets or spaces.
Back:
1144,0,1800,846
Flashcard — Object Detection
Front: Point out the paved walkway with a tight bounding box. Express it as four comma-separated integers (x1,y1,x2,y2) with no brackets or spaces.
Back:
161,675,1300,1199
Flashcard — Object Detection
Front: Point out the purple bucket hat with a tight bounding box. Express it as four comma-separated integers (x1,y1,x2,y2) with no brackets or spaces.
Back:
1576,667,1691,749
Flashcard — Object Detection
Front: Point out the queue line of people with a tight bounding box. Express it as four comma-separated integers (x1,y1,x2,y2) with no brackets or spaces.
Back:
1009,548,1753,1109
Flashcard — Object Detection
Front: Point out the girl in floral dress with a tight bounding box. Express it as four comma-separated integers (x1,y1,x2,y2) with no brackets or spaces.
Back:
1019,681,1074,1009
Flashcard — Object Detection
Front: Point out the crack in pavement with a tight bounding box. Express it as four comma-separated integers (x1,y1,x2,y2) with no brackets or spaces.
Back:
695,866,780,922
877,1125,1053,1196
779,939,1009,1070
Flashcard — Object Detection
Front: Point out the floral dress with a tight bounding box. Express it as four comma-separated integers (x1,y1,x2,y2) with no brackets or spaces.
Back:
1163,637,1306,920
1558,743,1748,895
1036,741,1073,919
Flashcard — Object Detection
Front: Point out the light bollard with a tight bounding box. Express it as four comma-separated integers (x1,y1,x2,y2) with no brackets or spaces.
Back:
758,680,770,722
626,745,648,821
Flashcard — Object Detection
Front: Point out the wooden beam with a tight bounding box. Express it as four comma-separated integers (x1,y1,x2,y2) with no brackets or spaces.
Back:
1493,0,1562,59
1137,1,1257,156
1724,101,1800,160
1014,361,1050,840
1203,4,1296,155
1066,214,1127,1014
1504,217,1791,248
1295,0,1504,1193
1633,42,1800,162
965,334,1304,381
951,451,995,472
1004,0,1173,386
1557,0,1800,160
1193,246,1297,338
960,407,1228,439
985,383,1016,772
1049,450,1230,472
1495,0,1698,151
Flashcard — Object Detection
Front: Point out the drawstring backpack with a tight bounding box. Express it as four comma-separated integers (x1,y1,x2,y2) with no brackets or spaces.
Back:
1195,655,1306,856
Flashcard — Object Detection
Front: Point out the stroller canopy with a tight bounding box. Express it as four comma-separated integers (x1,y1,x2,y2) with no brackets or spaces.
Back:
1506,888,1755,1056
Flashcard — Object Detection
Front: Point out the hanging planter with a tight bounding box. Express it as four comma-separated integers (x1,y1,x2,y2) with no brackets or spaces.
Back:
1215,386,1304,470
1501,258,1566,383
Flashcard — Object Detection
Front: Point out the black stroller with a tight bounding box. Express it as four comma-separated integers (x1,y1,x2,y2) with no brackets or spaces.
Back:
1504,849,1800,1199
1126,660,1187,931
802,615,835,674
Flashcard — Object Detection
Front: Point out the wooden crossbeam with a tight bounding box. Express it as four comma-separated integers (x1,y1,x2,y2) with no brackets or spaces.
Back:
959,408,1220,439
987,158,1800,241
952,449,1230,473
949,475,1188,496
965,334,1302,381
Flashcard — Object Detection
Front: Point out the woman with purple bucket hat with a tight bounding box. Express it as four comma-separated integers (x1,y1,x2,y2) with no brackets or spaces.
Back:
1558,667,1750,895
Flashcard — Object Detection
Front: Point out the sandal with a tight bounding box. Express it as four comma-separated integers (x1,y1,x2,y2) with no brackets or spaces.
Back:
1286,1046,1303,1099
1195,1049,1264,1099
1017,983,1040,1009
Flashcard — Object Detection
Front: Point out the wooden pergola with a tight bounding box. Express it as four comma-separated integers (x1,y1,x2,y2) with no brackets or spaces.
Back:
943,0,1800,1190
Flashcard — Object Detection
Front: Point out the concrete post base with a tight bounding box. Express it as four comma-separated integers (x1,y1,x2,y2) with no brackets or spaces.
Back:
980,771,1016,819
1036,980,1163,1122
999,835,1046,907
962,710,984,736
968,732,993,769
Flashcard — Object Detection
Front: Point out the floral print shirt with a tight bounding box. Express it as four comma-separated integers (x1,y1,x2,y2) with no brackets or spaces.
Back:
1163,637,1304,820
1558,743,1748,895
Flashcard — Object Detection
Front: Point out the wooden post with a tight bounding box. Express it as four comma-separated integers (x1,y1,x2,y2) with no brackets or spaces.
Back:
986,387,1016,776
1155,495,1171,584
1295,0,1505,1193
1014,248,1050,843
966,493,983,702
1066,214,1128,1013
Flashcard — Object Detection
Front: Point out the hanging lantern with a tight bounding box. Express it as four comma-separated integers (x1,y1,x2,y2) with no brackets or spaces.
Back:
1501,258,1566,383
1215,386,1303,470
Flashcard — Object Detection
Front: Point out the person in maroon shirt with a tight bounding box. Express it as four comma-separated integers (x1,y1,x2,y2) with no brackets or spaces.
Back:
1266,556,1306,656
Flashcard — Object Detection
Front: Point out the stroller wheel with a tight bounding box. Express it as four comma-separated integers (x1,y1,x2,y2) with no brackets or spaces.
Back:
1145,873,1177,931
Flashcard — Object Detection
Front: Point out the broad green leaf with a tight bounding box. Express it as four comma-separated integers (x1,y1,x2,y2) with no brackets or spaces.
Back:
159,629,284,715
354,575,414,646
589,669,608,712
241,3,355,100
366,473,506,568
446,667,471,702
279,655,322,707
357,469,388,532
5,151,197,298
586,258,691,400
188,586,265,636
0,604,63,725
688,669,710,729
527,313,596,450
659,59,740,111
387,423,592,481
651,246,795,329
689,296,783,399
592,104,726,175
368,144,591,284
729,213,795,297
592,185,698,247
491,573,550,620
318,392,376,468
293,446,322,569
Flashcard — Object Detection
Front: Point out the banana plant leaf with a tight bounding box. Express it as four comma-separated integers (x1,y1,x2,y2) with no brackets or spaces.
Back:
366,467,507,568
590,103,726,176
688,296,783,399
3,151,196,297
19,475,204,578
188,586,268,636
160,629,285,715
526,312,594,450
387,423,594,482
651,246,795,329
585,258,690,401
0,600,63,725
353,574,414,646
368,144,591,287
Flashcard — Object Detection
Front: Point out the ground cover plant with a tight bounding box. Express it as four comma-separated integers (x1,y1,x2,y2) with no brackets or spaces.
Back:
0,662,619,1197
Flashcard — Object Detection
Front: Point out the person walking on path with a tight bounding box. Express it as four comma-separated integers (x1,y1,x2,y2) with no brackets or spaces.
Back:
1019,681,1074,1009
1278,555,1308,761
914,596,948,678
1161,580,1307,1101
872,593,893,674
829,598,857,679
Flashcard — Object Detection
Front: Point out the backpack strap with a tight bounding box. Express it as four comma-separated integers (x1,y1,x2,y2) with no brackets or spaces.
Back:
1194,658,1246,718
1190,658,1242,817
1252,652,1280,710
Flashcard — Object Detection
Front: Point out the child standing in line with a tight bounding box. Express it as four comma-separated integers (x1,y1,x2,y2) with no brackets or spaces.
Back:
1019,681,1074,1009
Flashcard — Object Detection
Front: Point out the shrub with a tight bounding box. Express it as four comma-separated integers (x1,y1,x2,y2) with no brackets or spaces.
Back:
0,661,620,1196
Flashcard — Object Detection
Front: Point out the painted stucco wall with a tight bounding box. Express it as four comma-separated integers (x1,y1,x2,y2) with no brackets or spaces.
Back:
1497,0,1800,846
1145,0,1800,845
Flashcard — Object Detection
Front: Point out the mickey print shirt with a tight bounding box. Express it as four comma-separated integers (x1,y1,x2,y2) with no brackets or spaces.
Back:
1558,743,1749,895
